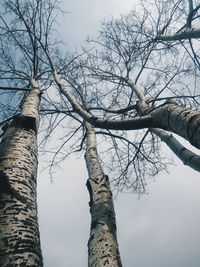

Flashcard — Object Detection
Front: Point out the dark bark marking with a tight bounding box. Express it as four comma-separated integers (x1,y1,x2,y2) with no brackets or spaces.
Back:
90,178,99,185
186,113,200,146
97,190,108,194
86,180,93,207
12,116,37,134
104,175,109,181
90,203,117,236
2,115,37,134
0,171,27,204
39,92,43,99
166,105,181,130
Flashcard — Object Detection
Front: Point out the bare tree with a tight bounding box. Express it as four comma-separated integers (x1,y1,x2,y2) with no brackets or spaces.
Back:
85,122,122,266
0,0,61,265
154,0,200,41
0,0,125,266
1,0,200,266
48,0,200,191
0,79,43,266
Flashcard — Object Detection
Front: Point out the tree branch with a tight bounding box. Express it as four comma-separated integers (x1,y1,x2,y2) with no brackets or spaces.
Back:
156,28,200,41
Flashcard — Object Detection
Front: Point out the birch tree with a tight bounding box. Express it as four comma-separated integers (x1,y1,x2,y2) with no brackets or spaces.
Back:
0,0,60,265
48,0,200,191
0,80,43,266
154,0,200,41
1,0,200,265
85,122,122,266
0,0,125,266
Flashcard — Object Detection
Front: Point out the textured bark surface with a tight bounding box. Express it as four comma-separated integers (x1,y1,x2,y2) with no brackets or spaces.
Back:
150,102,200,149
0,83,43,266
135,97,200,171
85,123,122,267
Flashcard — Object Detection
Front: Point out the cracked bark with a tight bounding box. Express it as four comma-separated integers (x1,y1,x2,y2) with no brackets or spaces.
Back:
85,123,122,267
0,79,43,266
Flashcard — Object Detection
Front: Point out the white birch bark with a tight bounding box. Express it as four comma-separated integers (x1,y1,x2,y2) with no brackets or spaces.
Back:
126,79,200,171
156,28,200,41
52,67,200,165
0,79,43,266
151,128,200,172
54,73,200,150
150,101,200,149
85,123,122,267
53,71,156,129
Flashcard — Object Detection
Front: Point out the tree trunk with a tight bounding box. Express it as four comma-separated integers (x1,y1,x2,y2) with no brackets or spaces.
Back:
0,79,43,266
151,128,200,172
84,122,122,267
150,101,200,149
134,97,200,172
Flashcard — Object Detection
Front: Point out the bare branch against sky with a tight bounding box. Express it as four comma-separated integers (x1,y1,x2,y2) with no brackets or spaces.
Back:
0,0,199,266
38,1,200,266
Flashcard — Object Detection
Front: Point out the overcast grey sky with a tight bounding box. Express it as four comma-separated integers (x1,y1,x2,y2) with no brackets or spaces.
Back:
37,1,200,266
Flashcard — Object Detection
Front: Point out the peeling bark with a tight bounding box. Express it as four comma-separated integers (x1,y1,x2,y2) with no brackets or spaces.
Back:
0,79,43,266
84,123,122,267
